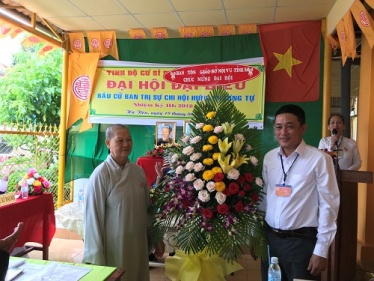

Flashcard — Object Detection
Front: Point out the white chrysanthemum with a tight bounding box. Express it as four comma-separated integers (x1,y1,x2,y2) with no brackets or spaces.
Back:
33,173,40,179
215,192,226,204
206,181,216,192
26,178,35,185
214,126,223,133
176,166,185,175
185,161,195,171
193,162,204,172
198,190,210,202
190,153,202,161
250,156,258,165
193,179,205,190
190,136,202,144
182,146,194,155
196,123,204,129
182,136,190,143
184,173,196,182
227,168,240,180
171,154,179,163
255,177,263,187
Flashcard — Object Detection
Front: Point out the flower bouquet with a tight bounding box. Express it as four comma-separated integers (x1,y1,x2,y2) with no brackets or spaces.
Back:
149,87,267,264
17,168,51,195
147,145,166,157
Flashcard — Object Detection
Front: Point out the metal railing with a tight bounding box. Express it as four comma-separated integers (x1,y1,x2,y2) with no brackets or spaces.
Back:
0,123,72,206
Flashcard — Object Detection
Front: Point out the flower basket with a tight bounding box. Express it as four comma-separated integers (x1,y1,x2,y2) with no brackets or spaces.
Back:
149,87,268,263
17,168,51,196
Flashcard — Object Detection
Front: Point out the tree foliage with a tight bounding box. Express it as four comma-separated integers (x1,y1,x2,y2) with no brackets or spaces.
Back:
0,45,62,125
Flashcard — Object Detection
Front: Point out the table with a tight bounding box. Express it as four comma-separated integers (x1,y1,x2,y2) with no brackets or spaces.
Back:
9,257,125,281
136,156,163,187
0,193,56,260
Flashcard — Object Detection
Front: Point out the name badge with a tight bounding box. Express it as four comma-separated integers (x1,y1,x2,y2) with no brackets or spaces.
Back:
275,184,292,197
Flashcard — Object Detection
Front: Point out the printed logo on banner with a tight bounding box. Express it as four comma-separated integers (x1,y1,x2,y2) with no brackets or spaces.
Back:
360,11,370,27
155,32,165,39
73,39,83,50
103,38,113,49
72,76,91,101
91,38,100,49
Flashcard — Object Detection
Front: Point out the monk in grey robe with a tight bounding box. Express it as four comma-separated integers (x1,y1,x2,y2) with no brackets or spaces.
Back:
83,124,164,281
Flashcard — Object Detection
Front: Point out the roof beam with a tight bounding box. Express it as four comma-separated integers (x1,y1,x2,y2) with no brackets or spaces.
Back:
0,12,62,47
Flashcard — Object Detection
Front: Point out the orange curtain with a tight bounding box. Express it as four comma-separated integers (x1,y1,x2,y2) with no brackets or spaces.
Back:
129,29,146,39
217,25,236,36
350,0,374,48
69,32,86,53
67,53,100,132
237,24,257,34
150,28,168,39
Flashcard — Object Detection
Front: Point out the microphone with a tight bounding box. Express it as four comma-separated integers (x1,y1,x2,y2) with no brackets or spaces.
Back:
332,129,338,146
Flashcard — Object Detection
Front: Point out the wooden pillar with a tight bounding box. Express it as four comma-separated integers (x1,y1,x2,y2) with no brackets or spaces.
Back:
356,28,374,261
341,59,351,138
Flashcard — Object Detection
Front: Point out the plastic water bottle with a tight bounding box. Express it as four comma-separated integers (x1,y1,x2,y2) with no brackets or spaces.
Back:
268,256,281,281
21,182,29,199
0,176,8,194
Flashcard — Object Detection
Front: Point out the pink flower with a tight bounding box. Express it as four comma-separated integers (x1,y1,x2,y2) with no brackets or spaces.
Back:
43,180,51,189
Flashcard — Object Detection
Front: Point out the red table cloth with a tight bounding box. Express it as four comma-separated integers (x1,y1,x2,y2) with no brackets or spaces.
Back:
136,156,163,188
0,192,56,259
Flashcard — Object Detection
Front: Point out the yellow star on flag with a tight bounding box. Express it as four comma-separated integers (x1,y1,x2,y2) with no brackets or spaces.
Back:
273,46,302,77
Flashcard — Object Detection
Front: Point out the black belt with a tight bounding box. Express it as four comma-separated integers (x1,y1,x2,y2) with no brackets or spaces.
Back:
267,225,317,240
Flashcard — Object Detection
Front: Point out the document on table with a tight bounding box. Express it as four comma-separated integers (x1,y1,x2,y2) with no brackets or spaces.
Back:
7,262,92,281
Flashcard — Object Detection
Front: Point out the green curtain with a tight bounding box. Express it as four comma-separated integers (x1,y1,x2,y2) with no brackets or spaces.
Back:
64,34,323,183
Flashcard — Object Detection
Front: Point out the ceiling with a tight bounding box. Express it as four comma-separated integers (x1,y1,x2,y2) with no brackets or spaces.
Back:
1,0,339,39
0,0,360,101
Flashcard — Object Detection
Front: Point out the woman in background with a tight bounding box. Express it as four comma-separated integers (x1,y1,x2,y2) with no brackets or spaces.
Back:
318,114,361,170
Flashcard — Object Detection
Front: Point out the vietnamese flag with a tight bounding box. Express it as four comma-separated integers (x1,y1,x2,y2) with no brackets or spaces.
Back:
259,21,321,102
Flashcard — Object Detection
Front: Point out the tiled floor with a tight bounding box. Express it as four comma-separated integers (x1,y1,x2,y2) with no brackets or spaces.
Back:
26,228,262,281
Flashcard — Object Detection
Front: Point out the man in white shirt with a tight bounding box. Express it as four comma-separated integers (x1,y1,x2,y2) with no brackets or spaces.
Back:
261,104,340,281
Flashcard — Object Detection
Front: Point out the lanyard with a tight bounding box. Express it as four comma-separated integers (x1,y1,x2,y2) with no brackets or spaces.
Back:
334,136,343,149
279,154,299,185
